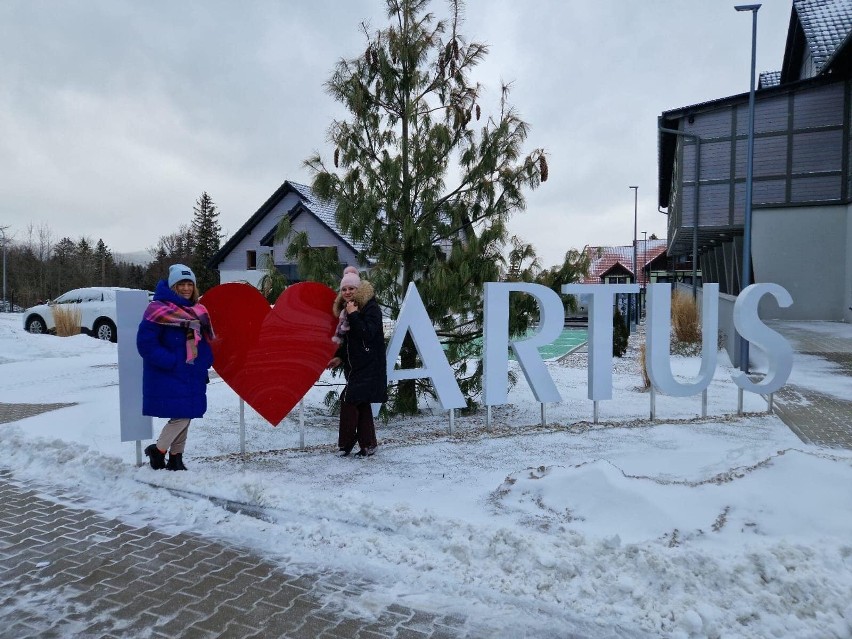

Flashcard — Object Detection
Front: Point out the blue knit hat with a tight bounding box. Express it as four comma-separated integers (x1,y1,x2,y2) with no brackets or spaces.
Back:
167,264,196,288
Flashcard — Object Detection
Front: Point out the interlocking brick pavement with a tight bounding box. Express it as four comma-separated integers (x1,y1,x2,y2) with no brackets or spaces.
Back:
767,321,852,450
0,402,76,425
0,470,485,639
773,383,852,448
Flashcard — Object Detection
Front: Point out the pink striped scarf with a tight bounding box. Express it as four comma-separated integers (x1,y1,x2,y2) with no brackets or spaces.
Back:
332,308,350,344
143,301,214,363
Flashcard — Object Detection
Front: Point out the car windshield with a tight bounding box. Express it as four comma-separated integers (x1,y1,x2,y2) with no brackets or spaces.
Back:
51,289,105,304
52,292,80,304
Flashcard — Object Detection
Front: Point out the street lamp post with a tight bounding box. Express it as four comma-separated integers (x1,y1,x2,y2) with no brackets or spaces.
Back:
0,226,7,313
736,3,760,373
642,230,648,315
629,186,639,329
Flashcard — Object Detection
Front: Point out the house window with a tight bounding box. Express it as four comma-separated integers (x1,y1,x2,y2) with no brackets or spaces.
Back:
247,250,257,270
308,246,339,260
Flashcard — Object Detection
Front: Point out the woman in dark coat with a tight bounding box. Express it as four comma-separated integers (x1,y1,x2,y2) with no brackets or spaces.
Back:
137,264,214,471
327,266,387,457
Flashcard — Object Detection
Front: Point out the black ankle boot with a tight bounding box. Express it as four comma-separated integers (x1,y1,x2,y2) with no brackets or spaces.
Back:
144,444,166,470
166,453,187,471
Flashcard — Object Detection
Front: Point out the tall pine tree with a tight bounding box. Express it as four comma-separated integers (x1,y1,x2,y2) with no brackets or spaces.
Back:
305,0,548,413
94,239,114,286
190,192,222,292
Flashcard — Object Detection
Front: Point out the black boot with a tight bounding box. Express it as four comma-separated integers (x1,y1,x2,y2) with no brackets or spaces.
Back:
166,453,187,471
144,444,166,470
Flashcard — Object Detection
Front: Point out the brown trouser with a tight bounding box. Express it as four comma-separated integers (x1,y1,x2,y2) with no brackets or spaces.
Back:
157,418,191,454
338,402,377,452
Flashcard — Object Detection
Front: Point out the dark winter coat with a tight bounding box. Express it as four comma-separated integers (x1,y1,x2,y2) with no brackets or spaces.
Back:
333,280,388,404
137,279,214,418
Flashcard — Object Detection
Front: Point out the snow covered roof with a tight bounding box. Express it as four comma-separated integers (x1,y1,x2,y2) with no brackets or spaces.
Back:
208,180,363,269
792,0,852,76
758,70,781,88
582,239,668,284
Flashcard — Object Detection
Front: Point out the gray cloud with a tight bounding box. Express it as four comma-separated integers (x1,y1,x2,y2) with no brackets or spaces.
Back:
0,0,790,266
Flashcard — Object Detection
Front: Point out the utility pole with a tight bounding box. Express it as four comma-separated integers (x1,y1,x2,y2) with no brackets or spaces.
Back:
642,230,648,316
0,226,8,312
629,186,639,329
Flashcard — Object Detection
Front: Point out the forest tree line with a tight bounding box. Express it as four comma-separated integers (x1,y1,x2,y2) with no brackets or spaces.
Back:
1,192,222,309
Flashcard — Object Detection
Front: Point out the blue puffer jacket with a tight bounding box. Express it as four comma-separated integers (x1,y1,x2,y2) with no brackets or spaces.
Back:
136,280,214,418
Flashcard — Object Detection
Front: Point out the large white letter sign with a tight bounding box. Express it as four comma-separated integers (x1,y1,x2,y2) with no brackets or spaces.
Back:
731,283,794,394
562,284,639,400
646,283,719,396
386,282,466,409
116,290,152,442
483,282,564,405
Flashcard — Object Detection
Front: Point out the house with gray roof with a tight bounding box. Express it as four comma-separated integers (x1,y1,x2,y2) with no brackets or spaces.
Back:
208,181,364,287
658,0,852,364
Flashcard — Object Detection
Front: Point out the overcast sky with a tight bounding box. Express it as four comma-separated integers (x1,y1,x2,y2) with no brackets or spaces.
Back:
1,0,792,267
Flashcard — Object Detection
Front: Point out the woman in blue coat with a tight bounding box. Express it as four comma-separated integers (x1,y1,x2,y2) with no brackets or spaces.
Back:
137,264,214,470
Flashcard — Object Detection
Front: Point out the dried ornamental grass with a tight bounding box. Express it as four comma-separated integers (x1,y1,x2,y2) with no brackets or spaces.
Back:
638,340,651,389
53,304,82,337
671,290,701,344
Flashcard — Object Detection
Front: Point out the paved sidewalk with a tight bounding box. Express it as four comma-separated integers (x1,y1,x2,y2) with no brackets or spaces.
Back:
0,470,486,639
767,321,852,450
0,402,76,425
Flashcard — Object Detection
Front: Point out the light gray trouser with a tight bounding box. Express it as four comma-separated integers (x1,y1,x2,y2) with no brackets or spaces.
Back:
156,418,191,455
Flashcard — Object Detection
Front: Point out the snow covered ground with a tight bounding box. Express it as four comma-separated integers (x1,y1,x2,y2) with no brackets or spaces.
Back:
1,312,851,638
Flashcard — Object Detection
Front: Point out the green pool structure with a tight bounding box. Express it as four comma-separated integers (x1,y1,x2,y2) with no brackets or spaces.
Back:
516,327,588,360
460,327,589,361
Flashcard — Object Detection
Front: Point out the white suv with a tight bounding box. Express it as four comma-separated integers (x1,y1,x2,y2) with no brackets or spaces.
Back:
22,287,150,342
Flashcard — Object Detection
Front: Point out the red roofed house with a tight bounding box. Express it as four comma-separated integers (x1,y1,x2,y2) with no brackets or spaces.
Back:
570,239,673,321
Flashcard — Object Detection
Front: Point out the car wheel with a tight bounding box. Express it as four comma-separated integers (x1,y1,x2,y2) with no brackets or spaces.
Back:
93,318,117,342
25,315,47,335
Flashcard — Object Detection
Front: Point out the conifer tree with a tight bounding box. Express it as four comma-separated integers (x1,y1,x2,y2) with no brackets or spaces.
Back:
74,237,96,288
94,239,114,286
190,192,222,292
52,237,75,292
305,0,548,413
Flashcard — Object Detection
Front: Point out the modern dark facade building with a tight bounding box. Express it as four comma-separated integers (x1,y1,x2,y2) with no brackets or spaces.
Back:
658,0,852,343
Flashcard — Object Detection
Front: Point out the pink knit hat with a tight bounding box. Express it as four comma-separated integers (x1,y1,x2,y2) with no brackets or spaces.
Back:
340,266,361,290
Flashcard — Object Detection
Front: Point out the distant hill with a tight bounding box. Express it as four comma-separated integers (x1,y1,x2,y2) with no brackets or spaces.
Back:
114,250,152,266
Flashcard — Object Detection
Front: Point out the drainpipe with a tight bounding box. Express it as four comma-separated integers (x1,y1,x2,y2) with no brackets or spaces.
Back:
659,126,701,300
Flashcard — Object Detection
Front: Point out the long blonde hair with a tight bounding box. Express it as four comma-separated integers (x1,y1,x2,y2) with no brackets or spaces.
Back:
171,282,199,303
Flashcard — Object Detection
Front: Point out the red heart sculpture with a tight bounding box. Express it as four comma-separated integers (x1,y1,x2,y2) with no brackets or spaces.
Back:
202,281,339,425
